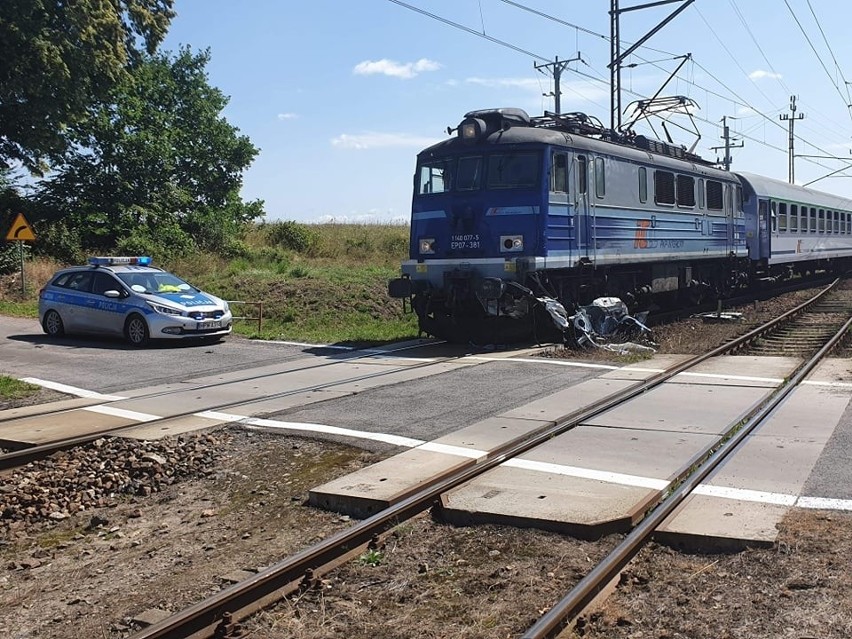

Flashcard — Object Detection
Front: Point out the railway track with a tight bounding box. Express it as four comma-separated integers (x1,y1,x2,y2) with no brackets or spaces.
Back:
0,339,460,470
123,277,851,639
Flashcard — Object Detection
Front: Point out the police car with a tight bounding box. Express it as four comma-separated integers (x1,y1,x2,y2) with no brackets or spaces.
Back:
38,257,232,346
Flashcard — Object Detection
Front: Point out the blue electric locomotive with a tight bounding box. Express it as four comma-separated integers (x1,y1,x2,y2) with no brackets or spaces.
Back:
388,108,852,343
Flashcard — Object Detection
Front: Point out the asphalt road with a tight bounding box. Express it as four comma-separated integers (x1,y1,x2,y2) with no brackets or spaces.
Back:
3,313,850,505
0,315,308,394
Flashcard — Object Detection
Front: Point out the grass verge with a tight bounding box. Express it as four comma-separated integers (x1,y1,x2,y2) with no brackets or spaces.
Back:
0,375,39,401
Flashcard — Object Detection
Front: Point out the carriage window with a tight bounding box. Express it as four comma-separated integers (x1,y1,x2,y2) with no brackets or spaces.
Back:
833,211,839,233
706,180,723,210
577,155,587,195
770,201,777,233
818,209,825,233
847,212,851,234
778,203,787,232
698,178,705,209
810,208,817,233
654,170,675,204
676,175,696,207
487,152,539,189
790,204,798,231
638,167,647,203
417,159,454,195
595,157,605,198
552,153,568,192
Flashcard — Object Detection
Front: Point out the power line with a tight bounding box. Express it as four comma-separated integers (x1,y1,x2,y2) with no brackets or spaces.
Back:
385,0,847,179
728,0,792,95
784,0,852,122
386,0,549,62
805,0,852,106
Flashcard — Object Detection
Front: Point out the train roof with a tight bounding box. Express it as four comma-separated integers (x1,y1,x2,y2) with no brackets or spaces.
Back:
736,172,852,210
419,108,735,180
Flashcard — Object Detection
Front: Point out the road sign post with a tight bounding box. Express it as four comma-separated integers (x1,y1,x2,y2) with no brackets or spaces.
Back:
4,213,37,294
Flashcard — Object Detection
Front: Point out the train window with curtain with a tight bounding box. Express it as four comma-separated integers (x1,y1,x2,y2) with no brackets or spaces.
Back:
790,204,798,231
706,180,723,210
818,209,825,233
676,175,695,207
577,155,588,195
638,167,647,203
810,208,817,233
551,152,568,192
654,170,675,204
771,201,777,232
595,157,605,198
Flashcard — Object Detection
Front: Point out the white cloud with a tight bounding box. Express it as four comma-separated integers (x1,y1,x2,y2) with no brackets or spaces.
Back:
749,69,783,80
331,131,444,150
353,58,441,79
277,112,298,120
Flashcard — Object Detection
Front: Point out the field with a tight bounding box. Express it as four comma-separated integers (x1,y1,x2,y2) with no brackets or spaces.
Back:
0,222,418,345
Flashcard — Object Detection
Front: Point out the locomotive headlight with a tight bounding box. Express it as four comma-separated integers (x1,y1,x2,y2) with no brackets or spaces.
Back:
500,235,524,252
459,117,485,141
419,238,436,254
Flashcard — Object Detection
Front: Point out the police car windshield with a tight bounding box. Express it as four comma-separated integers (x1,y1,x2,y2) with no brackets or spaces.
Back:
116,271,197,295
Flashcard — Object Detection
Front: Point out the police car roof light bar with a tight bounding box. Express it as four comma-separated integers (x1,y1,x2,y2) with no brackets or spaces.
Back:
88,256,153,266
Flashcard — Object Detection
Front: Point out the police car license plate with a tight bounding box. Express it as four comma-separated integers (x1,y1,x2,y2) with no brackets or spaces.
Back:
198,320,221,330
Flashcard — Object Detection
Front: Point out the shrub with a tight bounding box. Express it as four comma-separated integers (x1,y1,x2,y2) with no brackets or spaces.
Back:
268,221,319,254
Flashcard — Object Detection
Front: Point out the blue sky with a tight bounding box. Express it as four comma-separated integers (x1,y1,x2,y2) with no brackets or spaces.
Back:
162,0,852,223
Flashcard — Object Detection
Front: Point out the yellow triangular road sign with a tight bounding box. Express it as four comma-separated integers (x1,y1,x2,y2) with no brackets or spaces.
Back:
5,212,36,242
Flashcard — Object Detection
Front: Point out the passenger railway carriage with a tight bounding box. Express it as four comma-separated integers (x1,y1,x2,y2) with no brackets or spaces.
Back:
389,108,852,343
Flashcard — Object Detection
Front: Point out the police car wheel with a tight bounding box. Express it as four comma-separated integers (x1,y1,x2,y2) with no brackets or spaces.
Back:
42,310,65,337
125,314,150,347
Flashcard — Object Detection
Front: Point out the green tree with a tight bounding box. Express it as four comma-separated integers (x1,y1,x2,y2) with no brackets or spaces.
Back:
35,47,262,257
0,0,175,173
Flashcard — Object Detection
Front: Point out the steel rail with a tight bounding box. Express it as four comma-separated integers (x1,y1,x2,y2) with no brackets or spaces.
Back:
523,283,852,639
128,279,843,639
0,339,441,425
0,341,458,471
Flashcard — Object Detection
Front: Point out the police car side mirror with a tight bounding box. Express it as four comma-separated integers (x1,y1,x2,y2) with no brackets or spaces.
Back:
104,290,122,298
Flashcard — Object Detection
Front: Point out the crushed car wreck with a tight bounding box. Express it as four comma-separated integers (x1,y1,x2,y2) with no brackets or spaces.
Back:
568,297,656,354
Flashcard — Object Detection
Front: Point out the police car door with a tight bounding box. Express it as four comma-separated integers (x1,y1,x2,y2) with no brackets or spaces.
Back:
89,272,126,334
60,271,95,331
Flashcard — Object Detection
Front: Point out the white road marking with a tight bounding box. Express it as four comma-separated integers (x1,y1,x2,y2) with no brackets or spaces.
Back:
503,458,670,490
195,410,425,448
676,372,784,384
83,405,159,422
20,377,126,401
693,484,798,506
802,380,852,389
192,410,852,511
797,496,852,511
20,376,849,512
